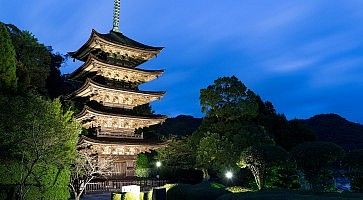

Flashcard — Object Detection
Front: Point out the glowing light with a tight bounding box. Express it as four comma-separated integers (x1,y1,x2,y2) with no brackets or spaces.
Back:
225,171,233,179
156,161,162,168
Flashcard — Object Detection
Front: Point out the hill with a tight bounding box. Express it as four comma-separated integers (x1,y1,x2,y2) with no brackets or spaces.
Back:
300,114,363,150
158,115,202,137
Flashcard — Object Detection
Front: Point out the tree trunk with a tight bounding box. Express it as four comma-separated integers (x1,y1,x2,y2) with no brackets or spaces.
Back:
75,194,81,200
250,166,262,190
202,169,210,181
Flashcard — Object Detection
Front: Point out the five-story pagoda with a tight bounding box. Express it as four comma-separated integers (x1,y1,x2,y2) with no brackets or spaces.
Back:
66,0,167,178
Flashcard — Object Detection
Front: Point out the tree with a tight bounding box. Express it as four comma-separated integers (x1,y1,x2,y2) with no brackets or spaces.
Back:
135,151,157,178
157,138,196,170
4,23,65,97
190,76,274,181
195,76,274,149
0,23,17,91
343,149,363,192
200,76,259,119
196,132,235,180
69,146,112,200
237,145,288,190
291,142,345,192
254,98,316,151
0,94,80,199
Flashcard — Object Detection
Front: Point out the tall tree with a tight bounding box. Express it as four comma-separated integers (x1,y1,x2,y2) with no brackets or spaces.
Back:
196,132,235,180
192,76,274,163
0,94,81,199
0,23,17,91
4,23,65,97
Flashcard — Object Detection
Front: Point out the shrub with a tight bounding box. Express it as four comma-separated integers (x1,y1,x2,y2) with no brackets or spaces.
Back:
291,142,345,192
166,182,230,200
135,168,152,178
225,186,252,193
265,163,300,189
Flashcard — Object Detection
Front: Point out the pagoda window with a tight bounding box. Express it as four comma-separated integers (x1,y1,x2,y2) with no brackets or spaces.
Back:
112,120,118,127
126,161,134,168
113,96,119,103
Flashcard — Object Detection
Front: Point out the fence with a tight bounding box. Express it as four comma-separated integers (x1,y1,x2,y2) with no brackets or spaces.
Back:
85,179,168,194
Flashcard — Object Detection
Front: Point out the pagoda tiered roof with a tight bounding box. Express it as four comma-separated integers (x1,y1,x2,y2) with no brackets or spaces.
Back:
68,55,164,83
66,79,165,109
69,30,163,65
76,106,167,139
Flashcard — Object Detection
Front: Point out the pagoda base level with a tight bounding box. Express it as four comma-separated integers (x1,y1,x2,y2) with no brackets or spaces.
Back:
100,155,137,178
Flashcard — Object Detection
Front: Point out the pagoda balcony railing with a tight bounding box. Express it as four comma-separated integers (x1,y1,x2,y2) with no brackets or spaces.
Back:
97,131,144,139
85,179,169,194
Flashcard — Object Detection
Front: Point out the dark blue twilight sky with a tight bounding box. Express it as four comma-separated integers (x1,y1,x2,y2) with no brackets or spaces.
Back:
1,0,363,123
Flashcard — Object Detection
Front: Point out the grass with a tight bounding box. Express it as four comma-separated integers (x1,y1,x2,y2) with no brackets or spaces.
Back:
217,189,363,200
114,183,363,200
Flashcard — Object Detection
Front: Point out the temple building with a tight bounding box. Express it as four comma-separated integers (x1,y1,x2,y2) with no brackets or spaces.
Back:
66,0,167,178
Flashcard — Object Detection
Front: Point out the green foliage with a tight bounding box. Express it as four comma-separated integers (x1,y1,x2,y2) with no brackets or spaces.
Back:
343,149,363,192
135,168,152,178
237,145,288,190
225,186,253,193
0,93,81,199
196,132,236,172
112,193,122,200
4,23,65,97
291,142,345,192
256,104,316,151
193,76,275,180
135,152,156,178
265,162,300,189
136,154,151,169
156,115,202,138
157,138,196,169
0,23,17,91
200,76,259,119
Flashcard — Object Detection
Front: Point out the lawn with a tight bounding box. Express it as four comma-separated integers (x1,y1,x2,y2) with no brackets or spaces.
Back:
109,183,363,200
218,190,363,200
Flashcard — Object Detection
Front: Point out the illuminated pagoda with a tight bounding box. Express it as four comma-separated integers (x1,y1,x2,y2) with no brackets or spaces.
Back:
66,0,167,178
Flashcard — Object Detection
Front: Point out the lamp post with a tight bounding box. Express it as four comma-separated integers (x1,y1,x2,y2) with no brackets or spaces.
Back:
156,161,162,187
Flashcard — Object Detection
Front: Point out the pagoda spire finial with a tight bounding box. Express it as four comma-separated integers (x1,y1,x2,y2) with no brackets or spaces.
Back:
112,0,121,32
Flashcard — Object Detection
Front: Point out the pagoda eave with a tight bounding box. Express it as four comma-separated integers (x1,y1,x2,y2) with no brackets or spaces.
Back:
68,55,164,83
70,29,163,62
66,79,165,109
75,106,167,132
79,136,168,147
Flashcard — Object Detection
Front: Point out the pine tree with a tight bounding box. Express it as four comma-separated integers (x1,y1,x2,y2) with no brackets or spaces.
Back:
0,23,17,91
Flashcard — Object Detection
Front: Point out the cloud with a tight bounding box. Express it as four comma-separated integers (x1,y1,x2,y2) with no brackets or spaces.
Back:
254,3,311,33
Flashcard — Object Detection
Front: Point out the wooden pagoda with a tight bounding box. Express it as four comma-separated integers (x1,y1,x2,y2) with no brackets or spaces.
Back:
66,0,167,178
